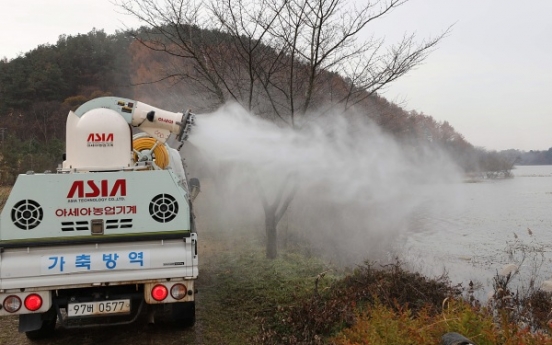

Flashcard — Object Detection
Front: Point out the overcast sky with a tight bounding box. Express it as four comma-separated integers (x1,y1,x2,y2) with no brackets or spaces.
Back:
1,0,551,151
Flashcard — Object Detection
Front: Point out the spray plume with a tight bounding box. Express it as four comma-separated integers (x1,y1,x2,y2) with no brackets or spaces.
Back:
186,102,462,266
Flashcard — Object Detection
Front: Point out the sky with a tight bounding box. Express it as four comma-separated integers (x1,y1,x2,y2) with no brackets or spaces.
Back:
1,0,551,151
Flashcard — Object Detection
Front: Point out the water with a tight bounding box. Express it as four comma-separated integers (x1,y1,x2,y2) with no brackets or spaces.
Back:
403,165,552,297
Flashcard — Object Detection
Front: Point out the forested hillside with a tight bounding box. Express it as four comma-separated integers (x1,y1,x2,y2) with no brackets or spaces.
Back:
0,28,513,184
499,148,552,165
0,30,133,183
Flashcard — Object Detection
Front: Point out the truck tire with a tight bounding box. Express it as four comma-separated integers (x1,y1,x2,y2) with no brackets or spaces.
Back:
172,301,195,328
24,308,57,340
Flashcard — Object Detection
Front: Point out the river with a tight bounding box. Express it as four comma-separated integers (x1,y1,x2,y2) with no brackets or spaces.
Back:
403,165,552,299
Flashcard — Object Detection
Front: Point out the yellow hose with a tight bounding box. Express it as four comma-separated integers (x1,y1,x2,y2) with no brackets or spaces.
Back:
133,137,170,169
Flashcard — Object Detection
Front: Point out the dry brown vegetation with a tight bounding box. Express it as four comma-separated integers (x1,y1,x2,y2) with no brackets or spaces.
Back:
0,186,10,212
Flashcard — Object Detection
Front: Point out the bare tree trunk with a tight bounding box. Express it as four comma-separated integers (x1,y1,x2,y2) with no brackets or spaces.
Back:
258,175,296,259
265,210,277,259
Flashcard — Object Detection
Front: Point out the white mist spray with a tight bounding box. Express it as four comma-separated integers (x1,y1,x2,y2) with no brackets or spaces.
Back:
185,102,462,266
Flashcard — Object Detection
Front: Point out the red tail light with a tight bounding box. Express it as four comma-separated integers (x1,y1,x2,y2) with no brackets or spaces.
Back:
24,294,43,311
151,284,168,301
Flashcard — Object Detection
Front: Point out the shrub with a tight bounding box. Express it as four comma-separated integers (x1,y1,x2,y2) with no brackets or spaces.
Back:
331,298,552,345
258,261,458,344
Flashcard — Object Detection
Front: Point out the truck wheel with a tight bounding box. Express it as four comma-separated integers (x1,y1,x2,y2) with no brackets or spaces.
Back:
172,301,195,328
24,308,57,340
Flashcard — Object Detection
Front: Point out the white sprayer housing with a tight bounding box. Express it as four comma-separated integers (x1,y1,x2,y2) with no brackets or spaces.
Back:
61,97,193,171
63,108,132,171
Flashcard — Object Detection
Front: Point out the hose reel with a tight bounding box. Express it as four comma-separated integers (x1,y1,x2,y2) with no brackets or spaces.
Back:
132,136,169,169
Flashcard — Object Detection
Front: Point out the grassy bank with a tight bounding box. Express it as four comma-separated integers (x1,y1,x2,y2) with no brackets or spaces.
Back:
196,229,552,344
193,231,340,344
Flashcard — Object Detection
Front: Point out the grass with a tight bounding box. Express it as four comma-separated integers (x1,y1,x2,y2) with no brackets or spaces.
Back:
194,232,340,344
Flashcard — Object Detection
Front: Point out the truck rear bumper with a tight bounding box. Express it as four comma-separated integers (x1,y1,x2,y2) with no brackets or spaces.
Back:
1,267,197,292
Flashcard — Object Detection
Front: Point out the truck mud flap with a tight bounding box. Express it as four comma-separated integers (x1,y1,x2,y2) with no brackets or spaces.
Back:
55,297,145,329
19,309,56,333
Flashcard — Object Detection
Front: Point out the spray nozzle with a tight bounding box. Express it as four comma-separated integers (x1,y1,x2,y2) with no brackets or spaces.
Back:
177,109,196,150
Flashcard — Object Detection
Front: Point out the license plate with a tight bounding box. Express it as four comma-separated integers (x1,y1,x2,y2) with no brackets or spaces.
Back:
68,299,131,317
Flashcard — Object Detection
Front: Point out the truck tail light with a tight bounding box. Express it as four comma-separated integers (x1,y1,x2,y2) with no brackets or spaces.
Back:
170,283,187,300
3,296,22,313
151,284,168,301
24,294,43,311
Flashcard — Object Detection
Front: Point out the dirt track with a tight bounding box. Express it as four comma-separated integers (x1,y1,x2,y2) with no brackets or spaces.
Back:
1,316,195,345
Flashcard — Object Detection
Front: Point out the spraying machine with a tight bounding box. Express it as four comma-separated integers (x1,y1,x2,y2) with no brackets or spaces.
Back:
0,97,199,339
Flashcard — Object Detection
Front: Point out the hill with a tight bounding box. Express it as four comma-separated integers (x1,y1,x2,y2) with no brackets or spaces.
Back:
0,28,513,184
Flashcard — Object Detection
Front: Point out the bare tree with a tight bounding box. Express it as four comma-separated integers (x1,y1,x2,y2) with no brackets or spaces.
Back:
261,0,449,118
118,0,448,258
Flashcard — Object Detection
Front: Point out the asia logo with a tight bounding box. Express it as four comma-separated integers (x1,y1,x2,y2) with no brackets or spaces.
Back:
67,179,127,199
87,133,114,147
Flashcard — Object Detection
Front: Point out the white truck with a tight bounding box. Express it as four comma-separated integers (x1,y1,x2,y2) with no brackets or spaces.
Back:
0,97,199,339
